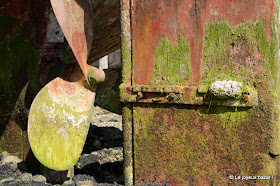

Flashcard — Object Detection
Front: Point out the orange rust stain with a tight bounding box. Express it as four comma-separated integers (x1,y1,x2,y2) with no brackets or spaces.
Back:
189,0,206,83
63,82,76,95
133,13,154,85
48,78,61,97
133,0,191,85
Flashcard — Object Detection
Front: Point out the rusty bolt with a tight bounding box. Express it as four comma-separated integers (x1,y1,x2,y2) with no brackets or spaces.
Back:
126,86,132,91
243,94,250,102
137,92,143,99
167,93,176,102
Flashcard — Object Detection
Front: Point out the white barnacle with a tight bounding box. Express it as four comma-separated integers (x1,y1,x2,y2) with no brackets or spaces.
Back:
210,80,242,99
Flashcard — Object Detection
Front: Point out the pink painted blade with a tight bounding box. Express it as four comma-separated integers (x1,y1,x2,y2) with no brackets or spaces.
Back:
50,0,93,76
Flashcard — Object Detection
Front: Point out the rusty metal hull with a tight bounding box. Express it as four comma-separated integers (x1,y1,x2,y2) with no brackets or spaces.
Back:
121,0,280,185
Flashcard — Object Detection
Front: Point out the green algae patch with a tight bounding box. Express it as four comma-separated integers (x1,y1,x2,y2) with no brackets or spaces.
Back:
28,80,92,171
0,136,7,154
152,36,191,85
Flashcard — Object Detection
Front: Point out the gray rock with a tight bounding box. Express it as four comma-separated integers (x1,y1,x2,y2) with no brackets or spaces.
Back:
0,151,10,162
62,178,75,186
76,180,94,186
90,106,122,130
0,177,15,184
77,147,123,169
0,163,19,180
0,151,22,165
72,174,96,183
16,172,32,182
7,162,18,171
32,174,47,182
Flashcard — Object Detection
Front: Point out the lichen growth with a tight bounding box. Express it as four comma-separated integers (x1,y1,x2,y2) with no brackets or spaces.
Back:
152,36,191,85
121,33,131,84
202,18,280,155
209,80,242,99
201,19,278,88
28,82,92,170
133,105,274,185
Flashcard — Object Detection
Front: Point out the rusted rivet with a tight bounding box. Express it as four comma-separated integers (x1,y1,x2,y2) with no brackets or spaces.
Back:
126,86,132,91
167,93,176,102
243,94,250,102
137,92,143,99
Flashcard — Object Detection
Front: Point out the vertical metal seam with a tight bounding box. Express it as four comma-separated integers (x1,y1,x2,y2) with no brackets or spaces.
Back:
121,0,133,185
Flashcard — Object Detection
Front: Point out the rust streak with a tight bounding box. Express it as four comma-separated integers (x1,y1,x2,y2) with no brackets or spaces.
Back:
71,32,88,74
190,0,205,83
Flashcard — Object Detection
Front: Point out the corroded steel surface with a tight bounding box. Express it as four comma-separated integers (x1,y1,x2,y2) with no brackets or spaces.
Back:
132,0,274,85
122,84,258,107
124,0,280,185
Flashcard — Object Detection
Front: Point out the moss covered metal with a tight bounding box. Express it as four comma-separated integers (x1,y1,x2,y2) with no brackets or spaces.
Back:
133,105,277,185
132,18,280,186
152,36,192,85
28,77,93,171
122,0,280,185
201,19,279,87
